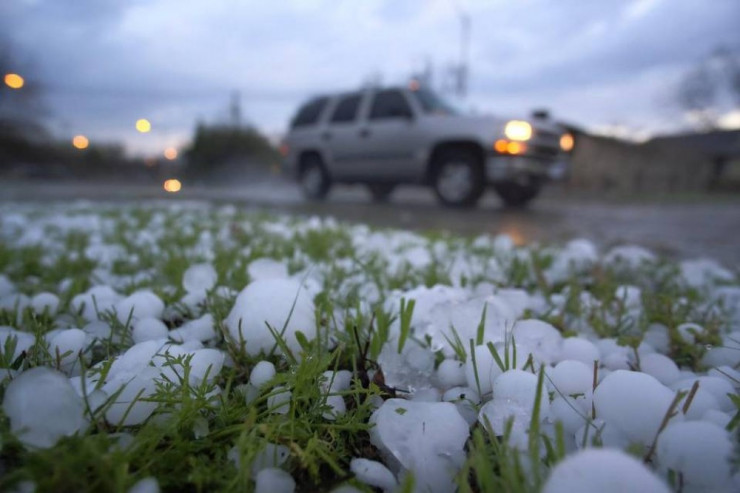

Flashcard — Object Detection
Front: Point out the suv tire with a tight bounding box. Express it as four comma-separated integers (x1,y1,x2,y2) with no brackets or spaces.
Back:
431,148,485,207
299,154,331,200
367,183,395,202
493,181,541,208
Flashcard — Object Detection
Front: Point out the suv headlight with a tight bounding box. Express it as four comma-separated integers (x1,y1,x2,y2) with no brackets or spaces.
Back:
504,120,532,141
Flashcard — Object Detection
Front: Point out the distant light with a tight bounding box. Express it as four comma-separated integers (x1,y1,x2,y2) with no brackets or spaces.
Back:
72,135,89,150
278,143,289,157
494,139,509,153
136,119,152,133
504,120,532,141
507,141,526,155
163,147,178,160
560,133,574,152
4,73,24,89
408,79,421,91
163,178,182,193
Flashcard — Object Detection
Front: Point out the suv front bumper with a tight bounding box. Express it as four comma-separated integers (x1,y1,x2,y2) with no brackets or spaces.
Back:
485,155,568,183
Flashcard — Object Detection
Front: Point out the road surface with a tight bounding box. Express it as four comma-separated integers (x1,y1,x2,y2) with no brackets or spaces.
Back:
1,178,738,267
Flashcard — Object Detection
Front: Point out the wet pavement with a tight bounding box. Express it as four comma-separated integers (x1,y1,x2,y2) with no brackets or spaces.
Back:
1,179,739,267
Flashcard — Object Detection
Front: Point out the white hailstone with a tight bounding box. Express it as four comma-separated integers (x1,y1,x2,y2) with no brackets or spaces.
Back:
0,293,30,314
3,367,88,448
0,274,14,297
708,366,740,389
267,386,291,414
676,322,704,345
479,370,550,437
603,245,656,270
31,292,59,314
322,395,346,420
442,386,480,425
114,290,165,325
350,458,398,491
549,360,593,396
0,326,36,362
614,285,642,309
255,468,295,493
465,344,504,395
250,361,277,388
558,337,599,365
71,285,122,322
436,359,467,389
493,370,549,412
320,370,352,393
83,321,112,341
131,317,169,343
224,279,315,357
127,477,160,493
703,344,740,368
656,421,733,488
377,342,435,393
248,442,291,474
673,376,735,413
48,328,87,372
639,353,680,386
510,319,562,364
545,239,598,284
543,448,670,493
182,263,217,294
188,349,225,384
493,234,515,253
168,314,216,343
574,418,629,449
596,339,631,371
102,368,159,426
179,291,207,312
109,340,164,377
550,395,590,434
370,399,469,493
593,370,678,446
248,258,289,281
702,409,732,429
644,323,671,354
680,258,734,288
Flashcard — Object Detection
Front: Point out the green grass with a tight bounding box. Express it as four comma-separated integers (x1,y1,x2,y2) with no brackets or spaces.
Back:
0,202,738,492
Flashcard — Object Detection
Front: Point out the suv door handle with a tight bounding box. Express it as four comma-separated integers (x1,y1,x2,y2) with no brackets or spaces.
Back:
321,131,332,141
359,128,371,138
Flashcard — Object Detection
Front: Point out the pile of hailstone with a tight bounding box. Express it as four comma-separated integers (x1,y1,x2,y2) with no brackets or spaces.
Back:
0,202,739,493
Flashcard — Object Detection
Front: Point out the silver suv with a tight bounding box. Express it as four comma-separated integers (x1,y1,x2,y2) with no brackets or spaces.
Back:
281,85,573,207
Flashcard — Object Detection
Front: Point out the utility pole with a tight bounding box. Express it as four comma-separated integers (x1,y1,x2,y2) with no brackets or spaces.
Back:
456,9,470,97
230,90,241,128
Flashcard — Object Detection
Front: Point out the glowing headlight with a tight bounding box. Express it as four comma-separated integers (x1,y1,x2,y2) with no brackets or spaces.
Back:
504,120,532,141
560,133,574,152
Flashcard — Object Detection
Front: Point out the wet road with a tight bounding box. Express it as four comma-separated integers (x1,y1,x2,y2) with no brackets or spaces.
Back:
1,179,739,267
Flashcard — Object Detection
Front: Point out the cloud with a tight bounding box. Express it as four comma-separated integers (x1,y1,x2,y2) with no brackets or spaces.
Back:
2,0,739,154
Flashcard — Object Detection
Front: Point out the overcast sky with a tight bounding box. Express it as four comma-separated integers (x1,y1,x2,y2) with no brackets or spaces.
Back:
2,0,739,155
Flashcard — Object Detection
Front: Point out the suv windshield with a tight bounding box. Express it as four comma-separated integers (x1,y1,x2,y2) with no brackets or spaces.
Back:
412,89,459,116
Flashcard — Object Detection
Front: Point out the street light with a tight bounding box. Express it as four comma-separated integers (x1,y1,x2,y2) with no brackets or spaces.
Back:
4,73,24,89
136,119,151,133
72,135,89,150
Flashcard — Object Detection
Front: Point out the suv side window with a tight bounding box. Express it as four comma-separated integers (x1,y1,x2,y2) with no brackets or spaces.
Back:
369,90,413,120
291,97,329,128
330,94,362,124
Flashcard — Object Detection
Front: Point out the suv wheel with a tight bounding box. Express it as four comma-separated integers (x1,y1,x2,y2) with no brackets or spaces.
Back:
432,149,485,207
367,183,395,202
299,155,331,200
493,181,541,208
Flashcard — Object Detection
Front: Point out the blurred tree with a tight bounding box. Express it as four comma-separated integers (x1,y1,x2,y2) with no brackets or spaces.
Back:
0,36,47,138
183,123,280,179
676,46,740,130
